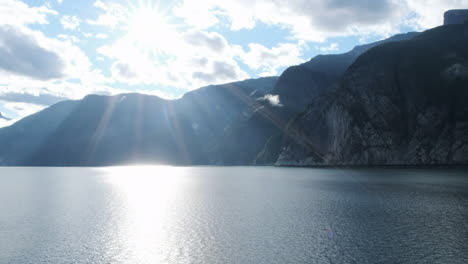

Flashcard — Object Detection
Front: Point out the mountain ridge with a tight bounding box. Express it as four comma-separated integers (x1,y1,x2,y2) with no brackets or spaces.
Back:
0,77,278,165
274,23,468,166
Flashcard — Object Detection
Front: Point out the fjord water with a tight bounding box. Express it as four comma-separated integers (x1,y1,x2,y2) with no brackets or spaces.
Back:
1,167,467,264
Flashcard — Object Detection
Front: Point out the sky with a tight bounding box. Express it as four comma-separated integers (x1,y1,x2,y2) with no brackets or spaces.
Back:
0,0,467,126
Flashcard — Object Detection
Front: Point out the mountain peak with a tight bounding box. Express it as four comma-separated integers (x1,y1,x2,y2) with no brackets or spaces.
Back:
444,9,468,25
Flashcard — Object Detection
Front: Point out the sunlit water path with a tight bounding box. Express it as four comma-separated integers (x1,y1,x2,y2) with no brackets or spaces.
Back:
1,166,467,263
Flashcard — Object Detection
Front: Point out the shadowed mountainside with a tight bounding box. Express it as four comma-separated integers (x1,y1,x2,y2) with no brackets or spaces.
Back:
274,23,468,165
220,32,418,165
0,77,277,165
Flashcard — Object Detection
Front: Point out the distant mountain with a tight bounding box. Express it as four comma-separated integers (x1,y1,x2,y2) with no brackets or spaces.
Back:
220,32,419,165
0,77,277,166
302,32,420,78
274,23,468,165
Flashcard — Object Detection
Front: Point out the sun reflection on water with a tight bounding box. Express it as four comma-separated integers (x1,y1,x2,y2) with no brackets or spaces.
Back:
99,166,189,264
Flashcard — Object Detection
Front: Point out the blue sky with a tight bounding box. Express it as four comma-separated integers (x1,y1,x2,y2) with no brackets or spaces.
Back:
0,0,467,126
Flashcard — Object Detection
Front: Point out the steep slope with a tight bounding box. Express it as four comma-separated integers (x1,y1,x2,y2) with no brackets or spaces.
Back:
0,101,79,165
271,32,419,112
221,32,418,165
0,77,277,166
276,23,468,165
177,77,277,163
24,94,207,166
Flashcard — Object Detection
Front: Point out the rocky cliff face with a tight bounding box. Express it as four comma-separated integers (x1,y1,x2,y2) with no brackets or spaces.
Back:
223,33,418,165
444,9,468,25
276,23,468,166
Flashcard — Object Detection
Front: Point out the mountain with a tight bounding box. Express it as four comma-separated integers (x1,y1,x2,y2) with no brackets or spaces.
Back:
220,32,419,165
0,77,277,166
176,77,277,163
274,22,468,165
444,9,468,25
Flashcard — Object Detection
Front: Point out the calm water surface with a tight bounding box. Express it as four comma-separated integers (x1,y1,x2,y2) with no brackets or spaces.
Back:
0,167,467,264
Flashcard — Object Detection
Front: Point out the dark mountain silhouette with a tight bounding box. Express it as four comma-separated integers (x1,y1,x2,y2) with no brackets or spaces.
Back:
274,22,468,165
0,77,277,165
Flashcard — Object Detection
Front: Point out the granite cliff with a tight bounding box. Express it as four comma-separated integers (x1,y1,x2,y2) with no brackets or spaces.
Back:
275,23,468,166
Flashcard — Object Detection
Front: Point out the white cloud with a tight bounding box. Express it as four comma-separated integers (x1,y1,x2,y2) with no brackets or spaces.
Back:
0,25,65,80
87,0,127,28
240,43,304,75
95,33,108,39
183,31,228,53
111,61,138,81
318,43,339,53
192,60,249,84
0,25,92,81
0,101,46,123
0,0,118,121
174,0,405,41
60,15,80,30
405,0,468,29
0,0,57,26
0,111,13,128
0,118,14,128
57,34,80,43
98,27,250,89
257,94,282,107
0,1,90,82
174,0,468,41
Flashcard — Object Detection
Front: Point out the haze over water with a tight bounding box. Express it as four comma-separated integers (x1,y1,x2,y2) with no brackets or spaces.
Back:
1,167,467,264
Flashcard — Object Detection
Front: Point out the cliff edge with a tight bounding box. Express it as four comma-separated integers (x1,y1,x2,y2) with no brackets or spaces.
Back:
444,9,468,25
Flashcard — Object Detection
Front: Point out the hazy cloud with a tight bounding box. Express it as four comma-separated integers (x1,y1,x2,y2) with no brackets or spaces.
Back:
318,43,339,53
0,115,13,128
192,61,248,83
88,0,126,28
174,0,468,41
184,31,228,53
0,92,68,106
0,112,11,120
111,61,138,80
0,0,56,26
305,0,397,31
174,0,404,40
0,25,65,80
240,43,304,75
60,15,80,30
443,63,468,81
95,33,108,39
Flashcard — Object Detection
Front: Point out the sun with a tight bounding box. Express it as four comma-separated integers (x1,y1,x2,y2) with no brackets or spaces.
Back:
125,4,178,52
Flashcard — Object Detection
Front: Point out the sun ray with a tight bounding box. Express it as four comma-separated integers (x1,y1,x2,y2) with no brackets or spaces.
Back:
122,0,181,54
